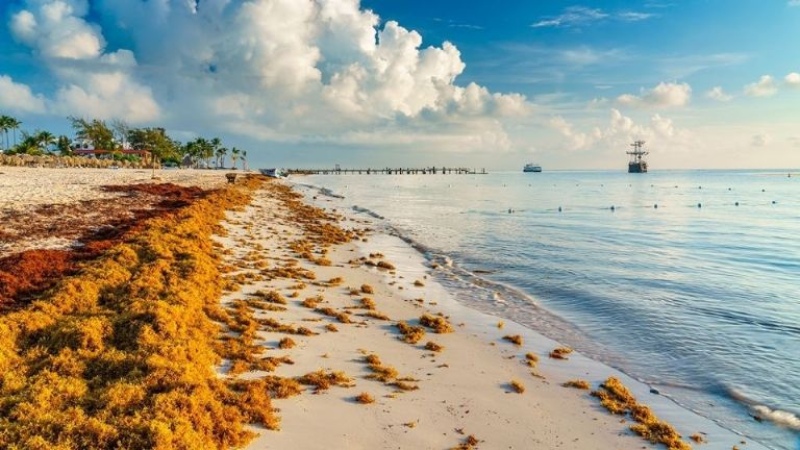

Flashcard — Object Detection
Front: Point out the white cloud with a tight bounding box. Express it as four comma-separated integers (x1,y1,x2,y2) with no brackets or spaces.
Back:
618,12,655,21
532,6,608,28
8,0,160,123
548,108,692,154
616,81,692,108
5,0,532,153
785,72,800,88
532,7,654,28
752,134,771,147
10,0,104,60
744,75,778,97
705,86,733,102
789,0,800,6
0,75,47,114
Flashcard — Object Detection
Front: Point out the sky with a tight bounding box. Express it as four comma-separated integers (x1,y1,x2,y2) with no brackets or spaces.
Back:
0,0,799,170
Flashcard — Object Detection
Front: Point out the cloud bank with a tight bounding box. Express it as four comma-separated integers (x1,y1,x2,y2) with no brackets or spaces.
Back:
616,81,692,108
2,0,530,152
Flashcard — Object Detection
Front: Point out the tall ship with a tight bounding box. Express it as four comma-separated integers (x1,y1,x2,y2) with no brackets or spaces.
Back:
523,163,542,173
626,140,649,173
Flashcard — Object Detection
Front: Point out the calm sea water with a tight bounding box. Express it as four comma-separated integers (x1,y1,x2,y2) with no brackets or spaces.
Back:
300,170,799,449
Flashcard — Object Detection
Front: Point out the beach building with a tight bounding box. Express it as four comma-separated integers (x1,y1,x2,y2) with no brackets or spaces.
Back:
70,138,152,162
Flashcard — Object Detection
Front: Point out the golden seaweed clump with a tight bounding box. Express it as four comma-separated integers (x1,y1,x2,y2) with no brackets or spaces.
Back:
395,321,426,344
524,352,539,367
360,284,375,294
452,434,480,450
296,370,355,393
364,311,391,321
503,334,523,346
315,307,353,324
562,379,591,390
549,347,573,360
591,377,692,450
355,392,376,404
253,289,288,305
376,261,396,270
301,295,323,309
419,313,453,333
278,337,296,349
424,341,444,352
510,380,526,393
359,297,376,310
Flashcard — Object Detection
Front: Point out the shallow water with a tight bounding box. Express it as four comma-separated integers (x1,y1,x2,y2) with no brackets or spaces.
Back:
300,169,800,450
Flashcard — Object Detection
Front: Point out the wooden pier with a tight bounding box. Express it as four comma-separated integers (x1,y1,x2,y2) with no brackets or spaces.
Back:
285,167,487,175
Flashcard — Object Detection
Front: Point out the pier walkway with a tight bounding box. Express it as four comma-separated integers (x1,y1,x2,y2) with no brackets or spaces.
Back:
285,167,487,175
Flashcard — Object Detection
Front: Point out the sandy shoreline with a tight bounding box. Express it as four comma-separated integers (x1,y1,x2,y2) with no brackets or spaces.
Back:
0,168,769,449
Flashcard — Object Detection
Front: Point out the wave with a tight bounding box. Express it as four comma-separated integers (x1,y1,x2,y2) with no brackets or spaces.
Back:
352,205,384,220
728,387,800,431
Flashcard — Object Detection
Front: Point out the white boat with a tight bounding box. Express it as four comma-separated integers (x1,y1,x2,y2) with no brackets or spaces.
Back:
259,168,284,178
523,163,542,173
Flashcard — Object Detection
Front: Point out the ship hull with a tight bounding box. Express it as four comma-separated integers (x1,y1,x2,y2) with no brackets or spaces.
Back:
628,162,648,173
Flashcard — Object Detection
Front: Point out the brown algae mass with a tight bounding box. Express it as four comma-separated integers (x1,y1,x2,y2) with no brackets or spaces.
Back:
0,176,288,449
592,377,692,450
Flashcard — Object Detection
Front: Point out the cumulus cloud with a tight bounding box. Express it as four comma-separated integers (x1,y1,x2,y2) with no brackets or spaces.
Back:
9,0,104,60
548,108,690,153
0,75,48,114
785,72,800,88
616,81,692,108
9,0,160,122
705,86,733,102
744,75,778,97
4,0,531,151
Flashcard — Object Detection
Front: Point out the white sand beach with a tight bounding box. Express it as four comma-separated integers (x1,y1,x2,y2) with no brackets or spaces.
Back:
0,168,767,450
215,178,763,450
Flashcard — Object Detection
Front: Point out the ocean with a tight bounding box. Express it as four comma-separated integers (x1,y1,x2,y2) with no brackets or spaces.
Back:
297,169,799,450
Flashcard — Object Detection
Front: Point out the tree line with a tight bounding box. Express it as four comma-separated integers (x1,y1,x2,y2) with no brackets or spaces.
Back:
0,114,248,170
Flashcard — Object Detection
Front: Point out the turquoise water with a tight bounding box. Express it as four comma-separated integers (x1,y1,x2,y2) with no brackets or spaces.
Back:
301,170,800,449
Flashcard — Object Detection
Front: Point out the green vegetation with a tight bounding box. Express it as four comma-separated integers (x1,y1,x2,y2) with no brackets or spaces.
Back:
0,113,249,170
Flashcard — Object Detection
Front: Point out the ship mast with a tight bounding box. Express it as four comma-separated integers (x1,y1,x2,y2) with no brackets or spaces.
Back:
627,140,648,163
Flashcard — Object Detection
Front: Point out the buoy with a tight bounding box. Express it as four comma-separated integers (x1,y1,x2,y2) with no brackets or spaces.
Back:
735,202,739,206
772,201,777,204
558,206,562,212
654,204,658,209
762,189,766,192
698,186,702,189
610,205,616,211
697,203,702,208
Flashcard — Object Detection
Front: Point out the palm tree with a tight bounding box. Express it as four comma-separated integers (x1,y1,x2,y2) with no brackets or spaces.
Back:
16,132,41,155
215,146,228,168
231,147,241,170
8,117,21,147
36,130,57,153
56,135,72,155
0,115,13,151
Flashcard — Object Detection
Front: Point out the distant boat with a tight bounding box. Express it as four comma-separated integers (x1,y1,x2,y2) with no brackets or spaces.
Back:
259,168,285,178
523,163,542,173
627,140,649,173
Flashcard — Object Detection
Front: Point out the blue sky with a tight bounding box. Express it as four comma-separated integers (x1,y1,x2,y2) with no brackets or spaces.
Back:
1,0,799,170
